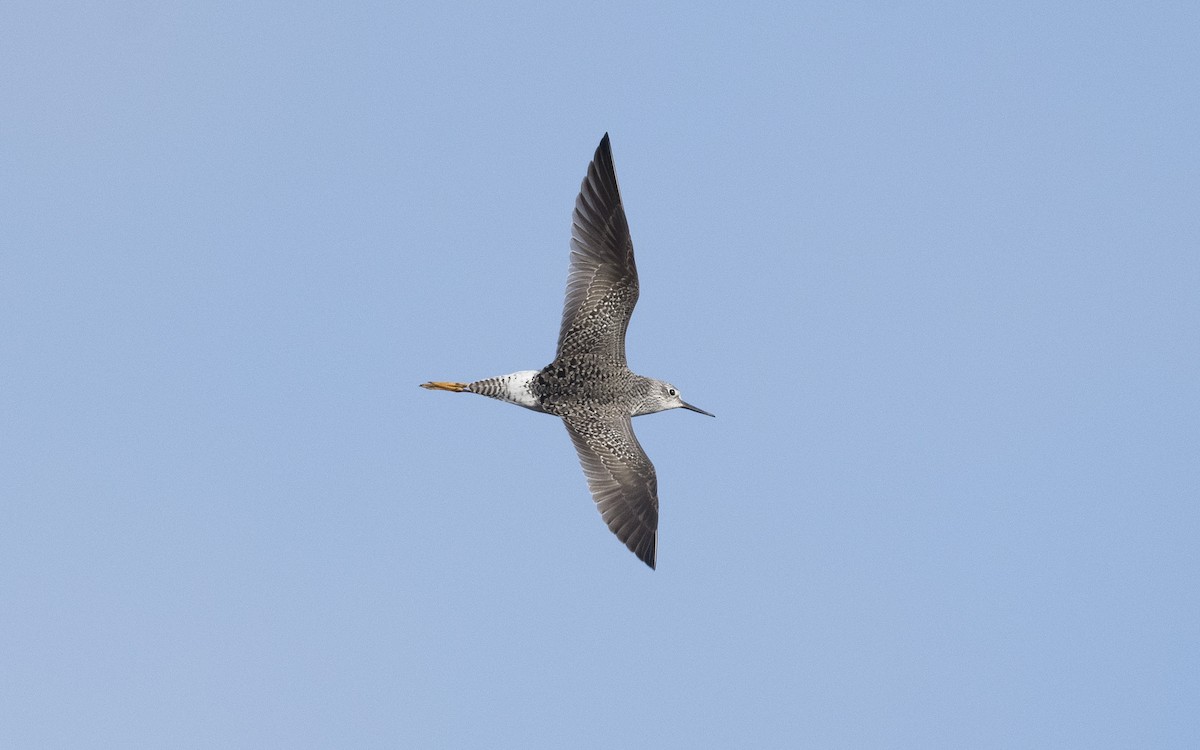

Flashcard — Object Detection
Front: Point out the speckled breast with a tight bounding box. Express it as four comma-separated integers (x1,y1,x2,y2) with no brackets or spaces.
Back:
531,355,639,416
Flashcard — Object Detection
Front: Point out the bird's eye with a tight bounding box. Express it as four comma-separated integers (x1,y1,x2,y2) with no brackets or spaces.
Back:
668,388,677,396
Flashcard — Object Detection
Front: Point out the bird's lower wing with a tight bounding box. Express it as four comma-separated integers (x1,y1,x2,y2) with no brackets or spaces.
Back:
562,413,659,568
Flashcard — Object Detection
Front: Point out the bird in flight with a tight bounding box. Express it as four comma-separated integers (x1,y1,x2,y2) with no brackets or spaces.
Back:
422,134,713,568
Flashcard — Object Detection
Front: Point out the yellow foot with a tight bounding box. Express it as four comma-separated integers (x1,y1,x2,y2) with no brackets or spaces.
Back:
420,381,469,392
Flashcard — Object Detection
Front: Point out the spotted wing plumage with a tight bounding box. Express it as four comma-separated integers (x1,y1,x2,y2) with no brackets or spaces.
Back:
557,133,639,366
563,413,658,569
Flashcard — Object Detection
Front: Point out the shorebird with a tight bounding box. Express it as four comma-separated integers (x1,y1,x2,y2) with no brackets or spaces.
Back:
421,134,712,569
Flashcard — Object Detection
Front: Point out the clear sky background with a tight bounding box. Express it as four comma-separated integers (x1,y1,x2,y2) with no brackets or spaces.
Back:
2,2,1197,747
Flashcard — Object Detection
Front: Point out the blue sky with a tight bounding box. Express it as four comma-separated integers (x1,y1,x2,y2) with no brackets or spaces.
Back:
2,2,1197,747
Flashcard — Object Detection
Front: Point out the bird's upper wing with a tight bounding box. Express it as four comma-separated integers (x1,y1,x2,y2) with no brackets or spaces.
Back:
556,134,638,365
562,412,658,568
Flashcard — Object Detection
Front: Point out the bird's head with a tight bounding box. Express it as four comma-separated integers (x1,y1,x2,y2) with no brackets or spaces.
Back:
636,380,715,418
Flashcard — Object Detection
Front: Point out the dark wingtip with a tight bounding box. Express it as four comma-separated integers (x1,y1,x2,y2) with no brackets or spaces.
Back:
587,133,620,202
623,531,656,569
638,534,657,570
637,550,656,570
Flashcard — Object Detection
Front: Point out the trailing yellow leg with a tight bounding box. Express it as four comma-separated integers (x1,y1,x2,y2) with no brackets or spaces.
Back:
420,381,468,392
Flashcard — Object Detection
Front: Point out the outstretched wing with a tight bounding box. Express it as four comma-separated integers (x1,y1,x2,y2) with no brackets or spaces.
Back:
562,412,659,568
557,134,639,365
